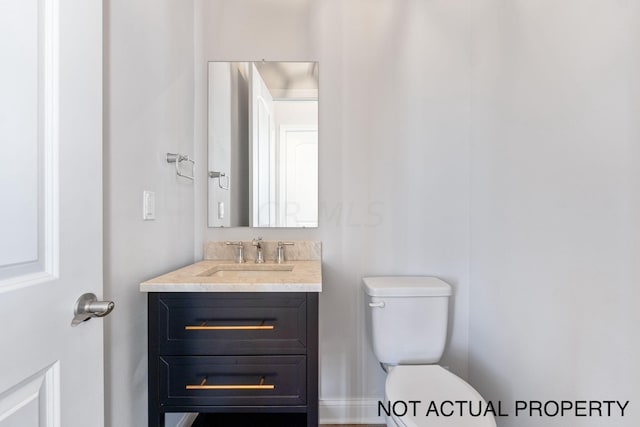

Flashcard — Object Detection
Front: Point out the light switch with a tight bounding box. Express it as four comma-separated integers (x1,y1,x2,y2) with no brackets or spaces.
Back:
143,191,156,220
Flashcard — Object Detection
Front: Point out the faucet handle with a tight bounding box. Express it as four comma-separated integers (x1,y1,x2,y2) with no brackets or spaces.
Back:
225,241,245,263
276,242,294,264
252,237,263,247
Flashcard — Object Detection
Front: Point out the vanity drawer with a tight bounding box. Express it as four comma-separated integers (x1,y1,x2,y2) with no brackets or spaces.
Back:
152,293,307,355
158,355,306,406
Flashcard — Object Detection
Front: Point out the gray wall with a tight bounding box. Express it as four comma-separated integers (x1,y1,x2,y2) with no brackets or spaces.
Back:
104,0,640,425
469,1,640,426
104,1,195,426
194,0,471,421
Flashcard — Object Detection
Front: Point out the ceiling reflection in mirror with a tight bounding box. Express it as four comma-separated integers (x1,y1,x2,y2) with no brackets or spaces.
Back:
208,61,318,228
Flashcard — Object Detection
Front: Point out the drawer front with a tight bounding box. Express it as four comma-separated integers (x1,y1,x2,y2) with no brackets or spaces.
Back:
159,355,306,406
153,293,307,355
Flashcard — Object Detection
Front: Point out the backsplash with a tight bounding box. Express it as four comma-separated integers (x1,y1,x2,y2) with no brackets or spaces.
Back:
204,240,322,262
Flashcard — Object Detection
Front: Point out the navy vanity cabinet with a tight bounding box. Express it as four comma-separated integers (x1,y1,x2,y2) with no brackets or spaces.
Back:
148,292,318,427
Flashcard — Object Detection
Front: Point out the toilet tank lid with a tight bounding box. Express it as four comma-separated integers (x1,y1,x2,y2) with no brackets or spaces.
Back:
362,276,452,297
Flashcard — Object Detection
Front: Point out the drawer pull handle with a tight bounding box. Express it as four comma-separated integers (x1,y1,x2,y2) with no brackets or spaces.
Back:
186,376,275,391
184,324,274,331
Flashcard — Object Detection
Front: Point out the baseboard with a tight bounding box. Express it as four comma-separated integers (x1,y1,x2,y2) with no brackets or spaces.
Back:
319,398,384,424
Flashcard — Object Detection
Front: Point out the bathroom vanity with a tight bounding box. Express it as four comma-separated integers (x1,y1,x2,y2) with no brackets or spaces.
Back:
140,241,321,427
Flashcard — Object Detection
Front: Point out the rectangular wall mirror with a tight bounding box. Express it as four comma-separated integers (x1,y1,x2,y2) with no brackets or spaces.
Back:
207,61,319,228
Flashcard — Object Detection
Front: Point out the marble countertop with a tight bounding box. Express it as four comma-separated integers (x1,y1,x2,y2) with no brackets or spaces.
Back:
139,259,322,293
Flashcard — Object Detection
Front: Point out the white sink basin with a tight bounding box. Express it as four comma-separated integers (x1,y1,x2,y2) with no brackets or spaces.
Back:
197,263,294,277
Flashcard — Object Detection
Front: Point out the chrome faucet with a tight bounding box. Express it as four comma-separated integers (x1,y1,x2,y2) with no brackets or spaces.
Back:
252,237,264,263
276,241,294,264
225,241,245,263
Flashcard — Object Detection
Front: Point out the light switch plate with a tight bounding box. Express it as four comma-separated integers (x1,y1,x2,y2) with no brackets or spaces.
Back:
143,191,155,220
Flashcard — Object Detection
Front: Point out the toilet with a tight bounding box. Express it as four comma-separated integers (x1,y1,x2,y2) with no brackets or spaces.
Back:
363,276,496,427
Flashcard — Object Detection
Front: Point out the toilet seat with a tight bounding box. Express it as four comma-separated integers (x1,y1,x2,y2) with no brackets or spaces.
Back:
385,365,496,427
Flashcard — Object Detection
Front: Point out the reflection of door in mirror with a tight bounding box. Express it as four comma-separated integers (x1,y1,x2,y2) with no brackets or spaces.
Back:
278,121,318,228
208,61,318,228
249,63,275,227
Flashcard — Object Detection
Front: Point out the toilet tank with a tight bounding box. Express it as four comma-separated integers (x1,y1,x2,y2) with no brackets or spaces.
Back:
363,276,452,365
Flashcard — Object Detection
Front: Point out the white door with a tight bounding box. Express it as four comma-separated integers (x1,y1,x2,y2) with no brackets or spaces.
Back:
0,0,105,426
279,127,318,227
249,63,274,227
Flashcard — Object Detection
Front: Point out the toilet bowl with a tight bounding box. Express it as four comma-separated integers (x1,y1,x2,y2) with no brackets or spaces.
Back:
363,276,496,427
385,365,496,427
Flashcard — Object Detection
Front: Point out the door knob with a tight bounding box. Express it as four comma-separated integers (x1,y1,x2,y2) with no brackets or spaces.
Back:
72,293,115,326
